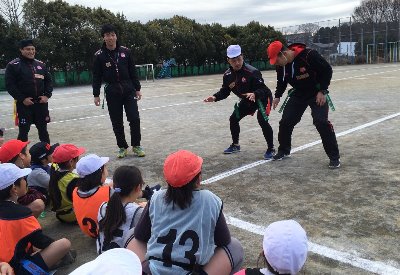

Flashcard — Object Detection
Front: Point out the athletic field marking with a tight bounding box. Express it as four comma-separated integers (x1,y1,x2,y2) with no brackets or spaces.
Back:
2,66,399,111
0,87,214,106
201,112,400,185
226,216,400,274
0,89,212,116
3,101,203,131
1,65,398,104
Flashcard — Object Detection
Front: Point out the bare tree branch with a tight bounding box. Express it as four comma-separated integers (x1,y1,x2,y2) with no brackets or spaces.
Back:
0,0,23,25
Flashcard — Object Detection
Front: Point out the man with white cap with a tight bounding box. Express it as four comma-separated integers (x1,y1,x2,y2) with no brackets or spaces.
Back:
0,163,74,274
204,45,275,159
70,248,142,274
234,219,308,275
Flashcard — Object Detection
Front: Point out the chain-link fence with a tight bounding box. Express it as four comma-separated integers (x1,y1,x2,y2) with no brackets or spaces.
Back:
280,17,400,65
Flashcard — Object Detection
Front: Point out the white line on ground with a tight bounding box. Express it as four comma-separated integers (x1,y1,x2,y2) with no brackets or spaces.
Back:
202,112,400,274
226,216,400,274
3,100,203,131
202,112,400,185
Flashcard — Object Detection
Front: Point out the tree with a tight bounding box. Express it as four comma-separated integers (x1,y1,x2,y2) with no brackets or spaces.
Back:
0,0,22,24
353,0,391,24
238,21,283,61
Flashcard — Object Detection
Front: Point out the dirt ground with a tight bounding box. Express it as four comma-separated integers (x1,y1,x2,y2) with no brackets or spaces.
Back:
1,63,399,274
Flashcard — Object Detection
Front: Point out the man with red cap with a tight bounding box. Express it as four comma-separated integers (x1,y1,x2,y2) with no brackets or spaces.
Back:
128,150,244,274
204,45,275,160
267,41,340,168
5,39,52,143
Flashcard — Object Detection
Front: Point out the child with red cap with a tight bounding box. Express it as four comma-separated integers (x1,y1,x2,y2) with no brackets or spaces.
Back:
128,150,244,275
0,139,45,218
0,163,75,274
49,143,85,223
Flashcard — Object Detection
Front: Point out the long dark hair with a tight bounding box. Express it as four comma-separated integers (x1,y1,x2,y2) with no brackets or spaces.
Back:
99,166,143,245
164,173,200,210
78,166,104,192
48,161,73,211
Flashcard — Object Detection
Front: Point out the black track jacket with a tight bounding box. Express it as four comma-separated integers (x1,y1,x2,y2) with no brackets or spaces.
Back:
274,43,332,99
213,63,272,102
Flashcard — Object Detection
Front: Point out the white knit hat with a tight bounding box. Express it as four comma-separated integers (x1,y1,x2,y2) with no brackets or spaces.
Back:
263,220,308,274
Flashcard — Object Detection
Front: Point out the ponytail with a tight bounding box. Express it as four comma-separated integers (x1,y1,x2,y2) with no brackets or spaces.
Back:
99,165,143,245
99,190,126,245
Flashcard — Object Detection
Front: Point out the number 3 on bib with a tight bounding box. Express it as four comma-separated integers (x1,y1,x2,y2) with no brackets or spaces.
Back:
157,229,200,266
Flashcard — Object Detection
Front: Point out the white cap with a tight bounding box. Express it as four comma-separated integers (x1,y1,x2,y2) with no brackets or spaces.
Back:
69,248,142,275
227,45,241,58
263,220,308,274
76,154,109,178
0,163,31,190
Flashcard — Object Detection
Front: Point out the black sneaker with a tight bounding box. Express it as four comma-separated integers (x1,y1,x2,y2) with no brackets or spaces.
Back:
329,159,341,169
272,151,291,161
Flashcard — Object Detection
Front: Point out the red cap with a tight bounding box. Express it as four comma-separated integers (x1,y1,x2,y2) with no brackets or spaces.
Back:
52,144,86,163
267,41,283,65
163,150,203,188
0,139,30,163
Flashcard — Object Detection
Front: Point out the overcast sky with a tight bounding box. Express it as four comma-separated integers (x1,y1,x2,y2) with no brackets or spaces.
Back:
66,0,361,28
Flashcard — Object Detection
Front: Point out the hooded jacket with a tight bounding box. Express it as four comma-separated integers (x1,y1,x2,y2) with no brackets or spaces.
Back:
274,43,332,99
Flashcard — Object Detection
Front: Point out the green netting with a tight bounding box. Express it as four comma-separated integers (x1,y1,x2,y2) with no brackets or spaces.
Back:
0,74,5,91
6,60,271,87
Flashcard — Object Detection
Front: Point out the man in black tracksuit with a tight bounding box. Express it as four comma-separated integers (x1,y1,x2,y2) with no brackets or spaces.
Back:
267,41,340,168
92,24,144,158
5,39,52,143
204,45,275,159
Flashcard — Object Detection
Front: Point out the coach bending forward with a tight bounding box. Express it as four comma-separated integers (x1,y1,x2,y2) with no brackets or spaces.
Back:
267,40,340,168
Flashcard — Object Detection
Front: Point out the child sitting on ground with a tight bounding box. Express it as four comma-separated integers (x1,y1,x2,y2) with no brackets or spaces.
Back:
234,220,308,275
0,139,45,217
27,142,59,203
97,165,147,254
0,163,75,274
73,154,112,238
128,150,244,275
49,143,85,223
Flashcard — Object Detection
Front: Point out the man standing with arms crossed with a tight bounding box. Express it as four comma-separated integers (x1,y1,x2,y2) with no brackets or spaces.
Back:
92,24,145,158
267,40,340,168
5,39,52,143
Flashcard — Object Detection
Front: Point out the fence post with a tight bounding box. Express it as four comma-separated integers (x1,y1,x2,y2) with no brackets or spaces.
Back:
361,28,364,57
373,22,376,63
385,21,388,63
338,19,341,55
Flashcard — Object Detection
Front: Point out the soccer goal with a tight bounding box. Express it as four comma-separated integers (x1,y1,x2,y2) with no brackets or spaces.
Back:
136,64,155,82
